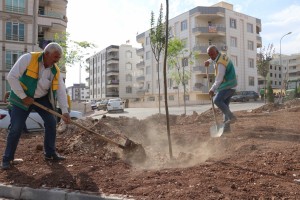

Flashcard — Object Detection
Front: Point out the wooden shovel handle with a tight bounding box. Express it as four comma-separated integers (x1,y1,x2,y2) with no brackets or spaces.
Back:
32,101,125,149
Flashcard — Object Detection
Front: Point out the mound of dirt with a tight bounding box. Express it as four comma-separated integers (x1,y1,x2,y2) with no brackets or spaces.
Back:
0,100,299,199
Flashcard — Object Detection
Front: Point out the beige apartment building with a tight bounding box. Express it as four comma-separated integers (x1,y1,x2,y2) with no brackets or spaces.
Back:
136,1,262,105
0,0,67,98
87,44,142,101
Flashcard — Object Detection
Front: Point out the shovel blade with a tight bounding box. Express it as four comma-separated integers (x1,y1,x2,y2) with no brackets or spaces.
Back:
210,124,224,137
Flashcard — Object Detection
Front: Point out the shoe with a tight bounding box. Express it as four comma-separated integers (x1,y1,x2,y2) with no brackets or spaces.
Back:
225,116,237,125
45,154,66,161
1,161,11,170
223,128,231,134
23,129,30,134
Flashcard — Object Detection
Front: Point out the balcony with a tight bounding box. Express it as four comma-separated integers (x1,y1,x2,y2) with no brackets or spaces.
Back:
192,25,226,36
136,32,145,44
107,54,119,61
136,89,148,95
193,43,226,54
107,80,119,85
136,61,145,68
106,45,119,53
136,48,144,56
190,6,225,18
136,75,145,82
257,35,262,48
193,65,214,74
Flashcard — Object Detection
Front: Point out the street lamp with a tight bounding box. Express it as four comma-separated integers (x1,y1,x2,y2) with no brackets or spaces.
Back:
279,32,292,99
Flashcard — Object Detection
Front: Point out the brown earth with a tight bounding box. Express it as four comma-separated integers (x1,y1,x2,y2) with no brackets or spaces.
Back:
0,99,300,199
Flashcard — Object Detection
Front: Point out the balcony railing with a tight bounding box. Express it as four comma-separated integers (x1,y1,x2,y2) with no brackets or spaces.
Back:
193,43,226,53
5,5,25,13
39,10,66,21
107,80,119,85
136,76,145,82
192,25,226,35
6,34,25,42
136,61,145,68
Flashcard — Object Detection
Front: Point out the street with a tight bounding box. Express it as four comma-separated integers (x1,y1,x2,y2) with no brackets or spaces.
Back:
93,101,265,120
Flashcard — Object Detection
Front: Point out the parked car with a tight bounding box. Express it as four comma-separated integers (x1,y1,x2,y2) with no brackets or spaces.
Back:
107,98,124,113
90,101,97,110
0,109,83,130
241,91,259,101
97,99,108,111
231,92,248,102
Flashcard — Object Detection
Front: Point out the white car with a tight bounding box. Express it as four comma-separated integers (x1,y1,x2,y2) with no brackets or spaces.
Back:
107,98,124,112
0,109,83,131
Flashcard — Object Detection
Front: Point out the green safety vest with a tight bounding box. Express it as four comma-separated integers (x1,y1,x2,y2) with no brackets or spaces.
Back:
9,52,60,110
214,53,237,92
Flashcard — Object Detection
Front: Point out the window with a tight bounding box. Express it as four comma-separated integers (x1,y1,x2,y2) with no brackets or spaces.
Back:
5,50,23,69
169,95,174,101
181,20,187,31
270,73,273,77
146,66,151,74
126,51,132,58
126,86,132,93
231,55,238,67
181,38,188,48
168,78,173,88
247,23,253,33
182,58,188,67
6,21,25,41
230,37,237,47
248,58,254,68
146,51,151,60
126,63,132,70
248,76,255,86
230,18,236,29
5,0,25,13
146,36,150,45
126,74,132,82
248,41,254,51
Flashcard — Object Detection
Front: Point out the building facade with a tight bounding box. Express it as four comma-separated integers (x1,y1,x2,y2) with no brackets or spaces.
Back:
67,83,89,101
262,53,300,92
136,2,262,104
0,0,68,98
87,44,141,101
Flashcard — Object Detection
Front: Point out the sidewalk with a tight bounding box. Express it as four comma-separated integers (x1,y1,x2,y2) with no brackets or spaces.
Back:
0,183,129,200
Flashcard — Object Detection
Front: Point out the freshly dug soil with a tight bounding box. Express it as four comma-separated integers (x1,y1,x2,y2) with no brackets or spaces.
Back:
0,99,299,199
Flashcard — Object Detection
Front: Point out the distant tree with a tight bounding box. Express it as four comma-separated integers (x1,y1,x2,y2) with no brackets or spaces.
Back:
167,37,196,114
150,4,166,114
257,44,275,103
53,32,96,73
163,0,173,159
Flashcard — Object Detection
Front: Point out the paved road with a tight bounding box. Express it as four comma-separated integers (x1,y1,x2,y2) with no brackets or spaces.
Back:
93,101,265,120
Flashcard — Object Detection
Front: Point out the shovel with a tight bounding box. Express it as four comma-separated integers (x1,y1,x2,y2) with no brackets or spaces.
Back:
32,101,147,163
209,96,224,137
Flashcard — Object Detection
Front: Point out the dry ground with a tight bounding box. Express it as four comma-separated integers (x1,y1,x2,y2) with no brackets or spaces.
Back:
0,99,300,199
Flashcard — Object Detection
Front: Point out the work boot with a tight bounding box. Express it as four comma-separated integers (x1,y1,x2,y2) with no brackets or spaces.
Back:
1,161,11,170
45,153,66,161
224,115,237,125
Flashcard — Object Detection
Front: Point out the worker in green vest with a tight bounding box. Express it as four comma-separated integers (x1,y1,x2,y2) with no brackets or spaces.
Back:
204,45,238,134
2,42,71,170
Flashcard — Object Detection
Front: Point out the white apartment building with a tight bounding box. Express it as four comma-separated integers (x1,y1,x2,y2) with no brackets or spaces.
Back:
263,53,300,92
87,44,142,101
136,1,262,105
0,0,68,98
67,83,89,101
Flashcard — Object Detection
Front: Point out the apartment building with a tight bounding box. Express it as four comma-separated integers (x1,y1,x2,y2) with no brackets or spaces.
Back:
262,53,300,91
0,0,68,98
136,1,262,105
67,83,89,101
87,44,141,100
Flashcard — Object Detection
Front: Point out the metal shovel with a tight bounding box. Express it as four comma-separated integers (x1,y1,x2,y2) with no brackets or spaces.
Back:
32,101,147,163
209,97,224,137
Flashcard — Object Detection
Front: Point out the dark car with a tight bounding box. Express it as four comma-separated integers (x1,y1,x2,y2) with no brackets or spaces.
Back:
231,92,248,102
241,91,259,101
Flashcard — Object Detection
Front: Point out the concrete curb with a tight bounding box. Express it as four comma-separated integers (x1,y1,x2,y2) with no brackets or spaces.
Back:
0,184,128,200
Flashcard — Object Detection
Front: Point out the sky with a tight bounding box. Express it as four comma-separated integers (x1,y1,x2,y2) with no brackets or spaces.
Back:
65,0,300,87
